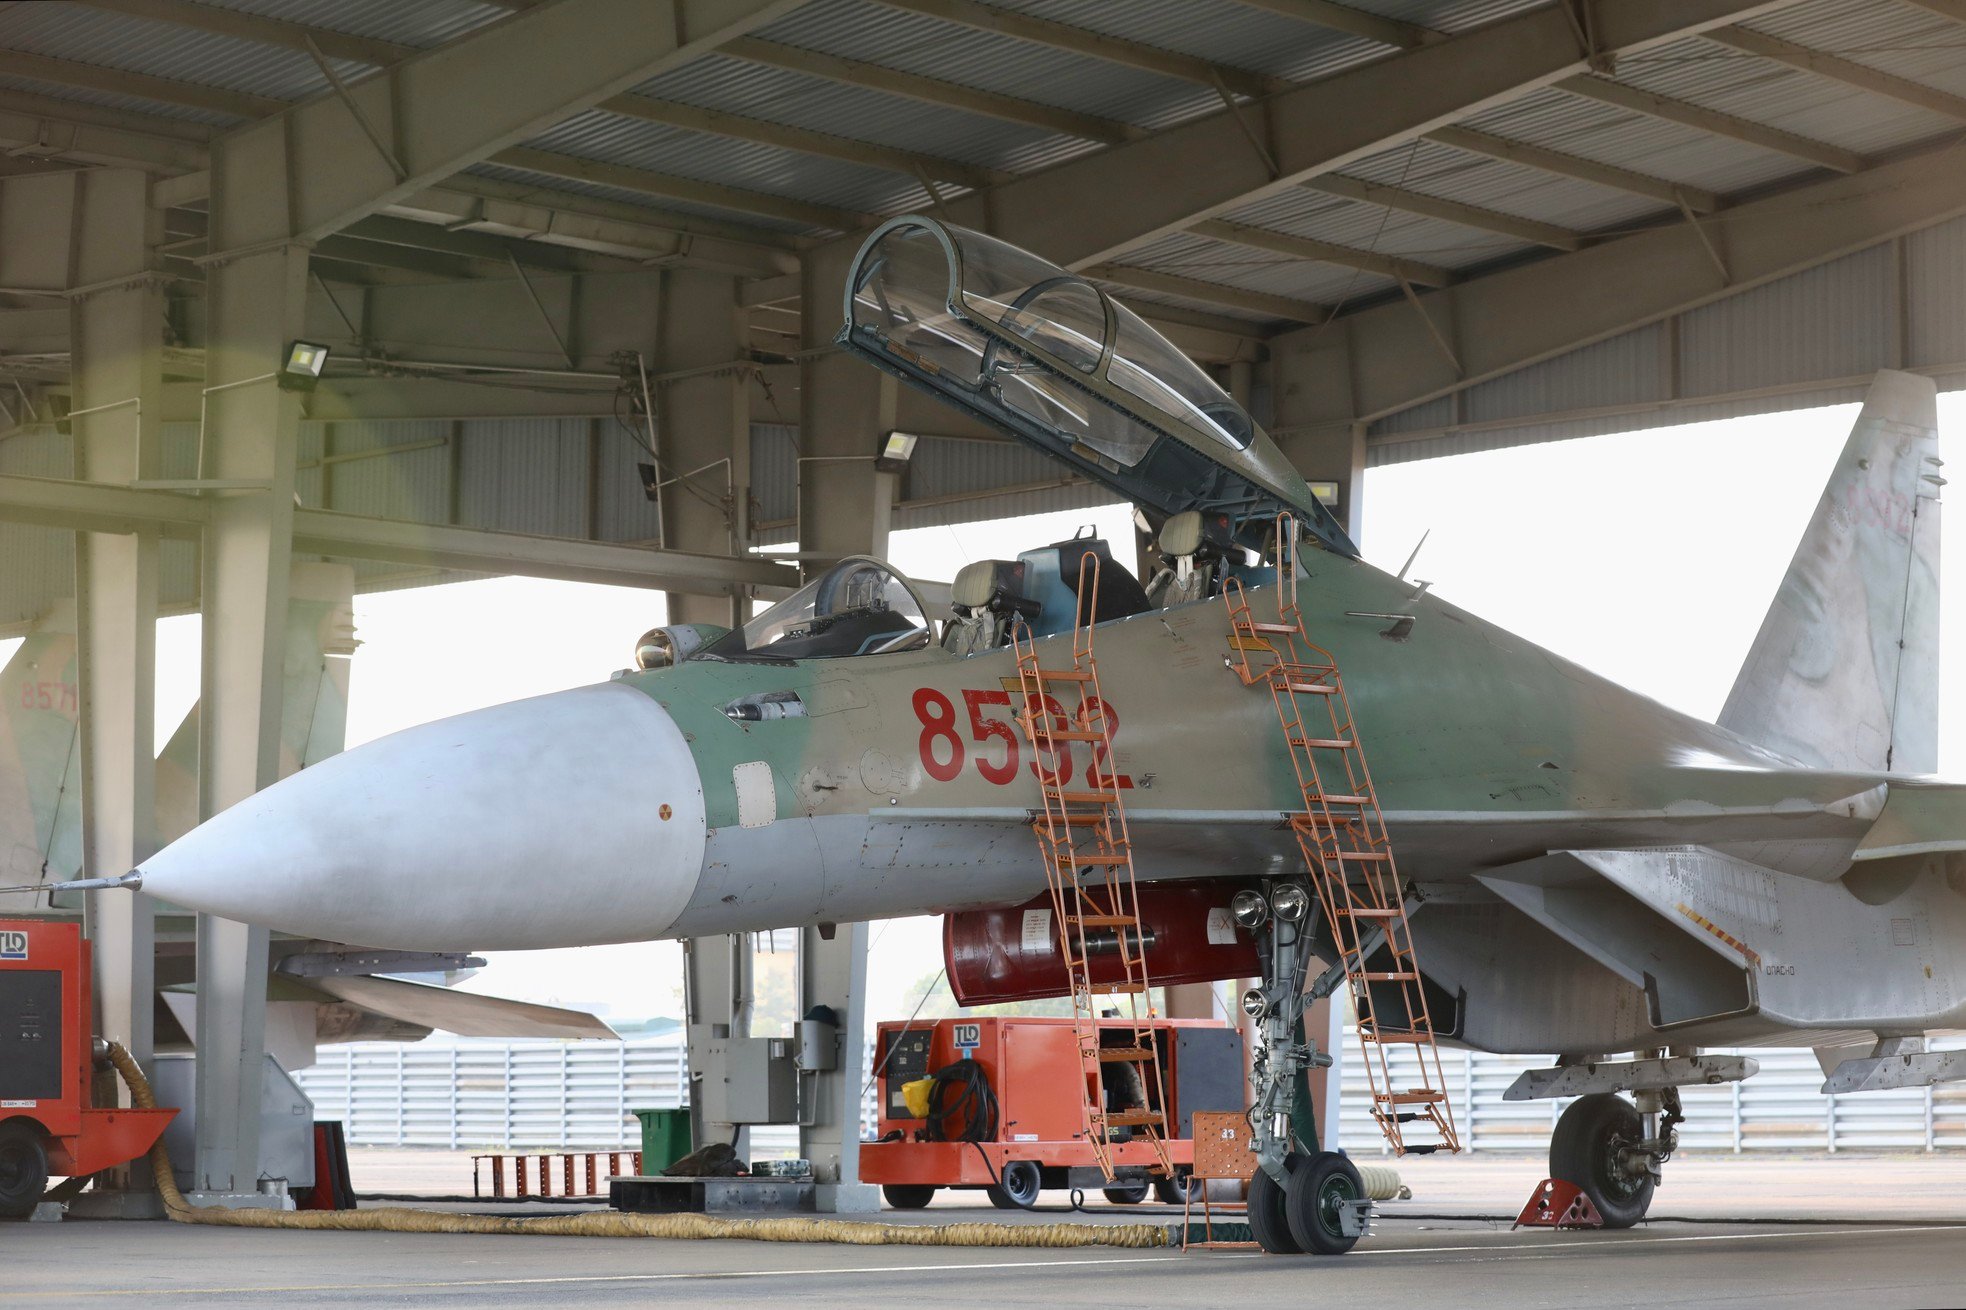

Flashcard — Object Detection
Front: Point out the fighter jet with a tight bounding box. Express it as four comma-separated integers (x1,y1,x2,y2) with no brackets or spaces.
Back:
113,217,1953,1253
2,571,611,1066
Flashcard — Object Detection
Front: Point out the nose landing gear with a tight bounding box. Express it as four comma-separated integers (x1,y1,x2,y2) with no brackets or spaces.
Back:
1235,881,1372,1256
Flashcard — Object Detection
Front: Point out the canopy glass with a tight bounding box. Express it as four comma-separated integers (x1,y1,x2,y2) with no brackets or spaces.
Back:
838,216,1353,556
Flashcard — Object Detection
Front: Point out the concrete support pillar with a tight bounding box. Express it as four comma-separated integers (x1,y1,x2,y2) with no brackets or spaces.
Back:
1270,334,1366,538
655,268,749,628
798,243,895,567
68,171,164,1163
191,236,309,1198
683,932,753,1160
797,921,877,1213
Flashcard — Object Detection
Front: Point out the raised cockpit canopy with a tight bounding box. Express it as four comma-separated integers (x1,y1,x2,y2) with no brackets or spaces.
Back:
838,215,1355,557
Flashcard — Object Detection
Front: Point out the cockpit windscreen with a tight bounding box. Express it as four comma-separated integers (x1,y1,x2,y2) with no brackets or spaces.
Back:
703,557,932,661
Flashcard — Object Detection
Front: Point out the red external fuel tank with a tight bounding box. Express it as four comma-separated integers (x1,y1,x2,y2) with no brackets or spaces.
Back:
944,879,1260,1007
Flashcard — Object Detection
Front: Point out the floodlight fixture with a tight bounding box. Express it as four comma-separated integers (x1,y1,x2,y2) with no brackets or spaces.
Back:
277,340,331,392
875,429,920,474
1270,883,1311,923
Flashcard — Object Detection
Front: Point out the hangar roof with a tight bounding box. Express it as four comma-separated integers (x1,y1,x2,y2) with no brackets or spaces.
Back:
0,0,1961,341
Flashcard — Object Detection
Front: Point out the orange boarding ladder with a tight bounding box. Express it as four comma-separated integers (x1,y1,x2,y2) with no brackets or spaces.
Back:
1009,550,1174,1182
1222,516,1461,1157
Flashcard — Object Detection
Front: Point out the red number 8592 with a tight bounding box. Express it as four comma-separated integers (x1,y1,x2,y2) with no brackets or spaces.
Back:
911,687,1131,789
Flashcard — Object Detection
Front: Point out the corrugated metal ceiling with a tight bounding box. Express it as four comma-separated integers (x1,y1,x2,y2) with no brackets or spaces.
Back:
0,0,1959,325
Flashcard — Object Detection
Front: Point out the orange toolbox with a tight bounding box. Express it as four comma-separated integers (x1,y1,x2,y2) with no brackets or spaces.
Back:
859,1015,1243,1208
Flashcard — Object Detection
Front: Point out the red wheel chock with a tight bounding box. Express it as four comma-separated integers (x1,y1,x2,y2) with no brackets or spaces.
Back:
1512,1178,1604,1230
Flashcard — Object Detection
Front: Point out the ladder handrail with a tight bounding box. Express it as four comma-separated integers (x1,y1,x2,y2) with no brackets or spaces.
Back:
1220,514,1461,1156
1010,549,1174,1180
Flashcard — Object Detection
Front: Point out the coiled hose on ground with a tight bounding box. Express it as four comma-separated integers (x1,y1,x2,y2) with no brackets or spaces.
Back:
103,1043,1169,1248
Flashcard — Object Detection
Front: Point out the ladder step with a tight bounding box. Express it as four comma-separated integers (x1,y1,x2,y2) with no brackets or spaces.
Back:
1340,908,1402,919
1399,1144,1443,1156
1281,681,1337,695
1096,1047,1156,1062
1062,853,1131,866
1227,636,1274,652
1092,981,1151,994
1333,851,1393,862
1028,668,1094,682
1307,794,1370,806
1243,621,1299,635
1360,972,1418,982
1361,1030,1433,1044
1047,788,1118,804
1035,728,1106,742
1100,1110,1165,1127
1289,736,1354,749
1067,914,1137,927
1376,1090,1446,1105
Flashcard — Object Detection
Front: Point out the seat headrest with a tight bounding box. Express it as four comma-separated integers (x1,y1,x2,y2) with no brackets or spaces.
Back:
952,559,1013,610
1158,510,1206,558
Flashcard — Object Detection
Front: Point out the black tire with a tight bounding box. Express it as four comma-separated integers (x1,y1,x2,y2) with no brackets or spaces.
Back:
882,1184,936,1210
1102,1183,1150,1205
1153,1170,1201,1205
1247,1162,1303,1254
985,1160,1041,1210
1284,1152,1366,1255
0,1120,49,1220
1549,1093,1655,1229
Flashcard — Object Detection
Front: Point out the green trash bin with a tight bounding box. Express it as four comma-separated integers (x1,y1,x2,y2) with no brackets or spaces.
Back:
633,1108,692,1176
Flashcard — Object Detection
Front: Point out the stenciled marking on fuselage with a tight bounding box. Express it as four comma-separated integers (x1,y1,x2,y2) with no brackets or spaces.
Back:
911,685,1133,790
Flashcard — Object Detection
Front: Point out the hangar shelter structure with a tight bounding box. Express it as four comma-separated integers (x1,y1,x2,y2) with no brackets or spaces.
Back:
0,0,1964,1208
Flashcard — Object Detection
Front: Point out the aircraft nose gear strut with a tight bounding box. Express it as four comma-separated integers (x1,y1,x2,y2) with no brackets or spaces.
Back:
1236,880,1372,1256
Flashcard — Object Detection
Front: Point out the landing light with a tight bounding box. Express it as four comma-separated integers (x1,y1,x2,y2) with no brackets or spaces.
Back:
1271,883,1310,923
1240,988,1266,1019
1230,889,1269,930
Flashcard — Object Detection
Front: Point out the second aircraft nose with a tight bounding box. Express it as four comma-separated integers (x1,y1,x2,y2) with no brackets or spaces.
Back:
136,682,708,951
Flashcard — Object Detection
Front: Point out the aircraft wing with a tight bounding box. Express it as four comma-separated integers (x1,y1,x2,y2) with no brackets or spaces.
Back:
307,974,618,1040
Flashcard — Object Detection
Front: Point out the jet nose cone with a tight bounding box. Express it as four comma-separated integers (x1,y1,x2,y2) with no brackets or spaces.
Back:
139,682,706,951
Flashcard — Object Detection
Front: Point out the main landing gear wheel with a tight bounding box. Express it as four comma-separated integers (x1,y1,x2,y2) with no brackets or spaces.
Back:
1285,1151,1366,1255
882,1184,936,1210
1153,1170,1201,1205
1550,1093,1655,1229
1247,1159,1302,1254
987,1160,1042,1210
0,1120,49,1219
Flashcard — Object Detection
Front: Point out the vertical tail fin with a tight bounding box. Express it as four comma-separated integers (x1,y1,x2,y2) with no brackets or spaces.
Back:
155,563,355,844
0,607,82,908
1718,370,1943,773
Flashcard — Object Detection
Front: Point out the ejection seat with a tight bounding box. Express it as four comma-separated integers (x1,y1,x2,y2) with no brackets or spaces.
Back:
1016,530,1152,637
1144,509,1223,608
942,559,1038,656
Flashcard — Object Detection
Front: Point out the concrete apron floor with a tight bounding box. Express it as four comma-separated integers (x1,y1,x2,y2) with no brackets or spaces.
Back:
6,1156,1965,1308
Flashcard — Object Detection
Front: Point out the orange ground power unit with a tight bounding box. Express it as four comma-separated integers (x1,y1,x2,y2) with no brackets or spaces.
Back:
0,919,177,1217
858,1015,1243,1209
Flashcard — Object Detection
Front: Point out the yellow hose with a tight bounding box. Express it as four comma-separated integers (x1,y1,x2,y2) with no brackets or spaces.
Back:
105,1043,1166,1248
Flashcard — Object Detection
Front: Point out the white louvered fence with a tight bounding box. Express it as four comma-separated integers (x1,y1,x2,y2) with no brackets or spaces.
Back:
295,1033,1966,1156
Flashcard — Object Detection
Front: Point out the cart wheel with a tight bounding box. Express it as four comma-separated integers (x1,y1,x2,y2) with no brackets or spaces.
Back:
1284,1152,1365,1255
1102,1183,1150,1205
0,1120,49,1219
1153,1169,1201,1205
881,1184,936,1210
1247,1161,1302,1254
986,1160,1041,1209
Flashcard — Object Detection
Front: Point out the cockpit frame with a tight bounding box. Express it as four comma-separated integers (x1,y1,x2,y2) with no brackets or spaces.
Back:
836,215,1355,559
